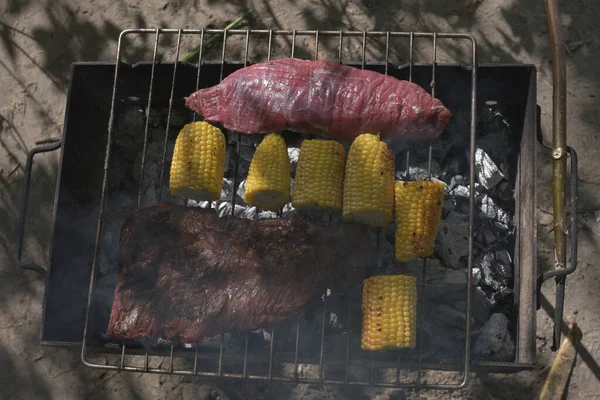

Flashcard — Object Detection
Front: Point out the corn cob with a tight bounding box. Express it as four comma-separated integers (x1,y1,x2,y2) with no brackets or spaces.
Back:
244,133,290,210
361,275,417,350
169,121,226,200
342,133,395,227
292,139,346,213
394,179,445,262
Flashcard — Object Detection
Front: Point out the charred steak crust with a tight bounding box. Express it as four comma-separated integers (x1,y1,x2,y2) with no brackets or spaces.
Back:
107,202,374,342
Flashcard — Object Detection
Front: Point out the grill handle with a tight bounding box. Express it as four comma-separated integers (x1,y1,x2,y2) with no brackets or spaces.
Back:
15,140,62,277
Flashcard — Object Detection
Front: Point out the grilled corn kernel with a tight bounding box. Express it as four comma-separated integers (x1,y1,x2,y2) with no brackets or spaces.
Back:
244,133,290,210
292,139,346,213
361,275,417,350
394,179,445,262
342,133,395,227
169,121,226,200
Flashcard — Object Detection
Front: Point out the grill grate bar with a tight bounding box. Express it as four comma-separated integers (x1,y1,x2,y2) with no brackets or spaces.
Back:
81,28,478,390
158,29,182,201
294,320,300,381
319,298,327,381
409,32,414,82
137,30,161,207
243,335,249,378
268,328,275,380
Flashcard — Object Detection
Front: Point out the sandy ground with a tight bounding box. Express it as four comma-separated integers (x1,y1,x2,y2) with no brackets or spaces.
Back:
1,0,599,399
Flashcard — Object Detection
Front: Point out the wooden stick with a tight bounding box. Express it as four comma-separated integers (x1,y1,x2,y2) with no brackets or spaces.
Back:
539,321,582,400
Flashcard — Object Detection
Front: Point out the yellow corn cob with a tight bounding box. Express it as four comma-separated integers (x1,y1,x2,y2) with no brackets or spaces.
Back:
169,121,226,200
342,133,395,227
292,139,346,213
394,179,445,262
244,133,290,210
361,275,417,350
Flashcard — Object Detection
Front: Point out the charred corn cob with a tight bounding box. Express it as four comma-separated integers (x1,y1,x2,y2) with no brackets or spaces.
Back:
342,133,395,227
169,121,226,200
362,275,417,350
292,139,346,213
244,133,290,210
394,179,445,262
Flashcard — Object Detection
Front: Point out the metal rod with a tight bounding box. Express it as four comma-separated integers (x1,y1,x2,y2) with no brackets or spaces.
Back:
361,31,366,70
192,29,205,123
169,342,175,373
243,335,249,378
431,33,437,98
428,146,433,178
229,30,249,214
219,30,228,82
416,258,428,386
158,29,182,201
319,299,327,381
409,32,414,82
291,29,296,58
120,345,126,369
267,30,273,61
193,344,199,374
384,32,390,75
315,30,319,60
80,29,127,368
344,294,351,384
460,35,478,388
218,334,224,376
144,351,149,372
137,29,161,207
545,0,568,271
405,150,410,180
294,320,300,381
545,0,568,348
268,328,275,379
338,31,343,63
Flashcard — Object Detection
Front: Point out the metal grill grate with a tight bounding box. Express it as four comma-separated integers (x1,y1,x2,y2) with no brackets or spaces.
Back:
81,29,478,390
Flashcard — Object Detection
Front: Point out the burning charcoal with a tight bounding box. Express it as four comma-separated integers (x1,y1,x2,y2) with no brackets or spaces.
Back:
147,107,162,127
258,210,278,219
288,147,300,175
438,211,470,269
187,199,212,208
482,223,500,246
428,304,470,329
471,266,482,286
159,109,186,127
452,185,470,199
376,236,396,273
240,206,258,219
477,249,513,291
454,288,490,324
239,144,256,163
220,178,234,201
475,147,505,189
114,106,145,152
422,260,467,299
329,312,343,332
216,202,248,218
472,313,514,361
236,179,246,201
493,180,514,204
448,175,466,191
282,203,296,217
480,195,512,228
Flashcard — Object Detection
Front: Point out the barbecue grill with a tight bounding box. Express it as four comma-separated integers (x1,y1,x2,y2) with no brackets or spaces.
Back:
16,0,577,391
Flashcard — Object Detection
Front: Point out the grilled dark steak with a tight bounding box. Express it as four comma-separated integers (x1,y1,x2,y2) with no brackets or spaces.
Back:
107,202,374,342
185,58,451,141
